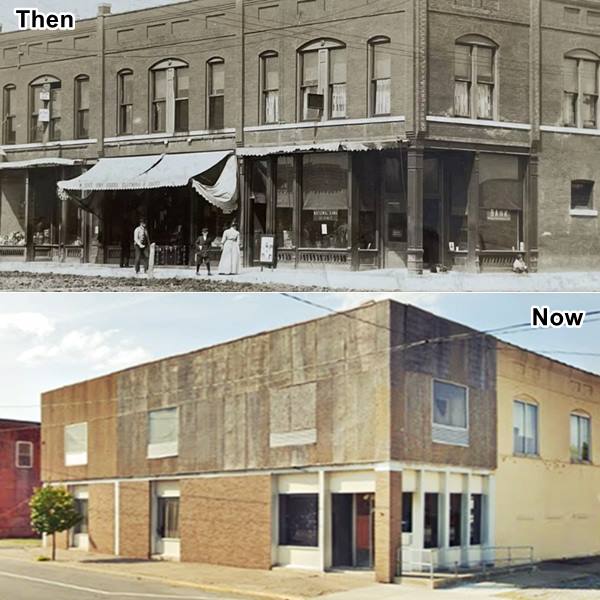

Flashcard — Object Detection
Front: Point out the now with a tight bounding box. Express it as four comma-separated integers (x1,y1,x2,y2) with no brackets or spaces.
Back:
531,306,586,329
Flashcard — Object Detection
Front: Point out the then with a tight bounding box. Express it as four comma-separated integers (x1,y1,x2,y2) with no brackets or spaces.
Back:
14,8,75,31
